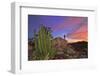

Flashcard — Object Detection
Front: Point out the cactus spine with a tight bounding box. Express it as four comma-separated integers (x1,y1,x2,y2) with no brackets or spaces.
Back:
34,25,56,60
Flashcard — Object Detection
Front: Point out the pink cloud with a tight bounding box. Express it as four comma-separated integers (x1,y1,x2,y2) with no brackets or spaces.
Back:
67,32,88,41
52,17,85,31
75,23,88,32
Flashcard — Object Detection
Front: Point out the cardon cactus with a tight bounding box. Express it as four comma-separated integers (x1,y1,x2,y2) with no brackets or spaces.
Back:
34,25,56,60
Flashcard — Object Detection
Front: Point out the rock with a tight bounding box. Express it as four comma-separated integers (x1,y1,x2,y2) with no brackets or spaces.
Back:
52,37,68,51
57,51,64,55
66,46,76,54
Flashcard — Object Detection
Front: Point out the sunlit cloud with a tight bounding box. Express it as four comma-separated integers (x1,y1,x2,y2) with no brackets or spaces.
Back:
67,32,88,41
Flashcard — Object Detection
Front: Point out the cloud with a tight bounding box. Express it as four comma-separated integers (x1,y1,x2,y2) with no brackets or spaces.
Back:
52,17,85,31
67,32,88,41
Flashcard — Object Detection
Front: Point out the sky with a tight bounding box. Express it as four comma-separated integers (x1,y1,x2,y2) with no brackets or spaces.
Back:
28,15,88,42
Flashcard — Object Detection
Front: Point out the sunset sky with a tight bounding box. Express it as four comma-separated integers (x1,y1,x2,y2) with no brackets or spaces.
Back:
28,15,88,42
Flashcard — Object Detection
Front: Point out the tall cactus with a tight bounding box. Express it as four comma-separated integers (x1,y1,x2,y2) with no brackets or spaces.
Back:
34,25,56,60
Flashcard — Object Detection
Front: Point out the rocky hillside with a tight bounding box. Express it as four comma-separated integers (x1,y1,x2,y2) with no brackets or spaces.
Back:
28,37,88,60
69,41,88,58
52,37,88,59
52,37,68,51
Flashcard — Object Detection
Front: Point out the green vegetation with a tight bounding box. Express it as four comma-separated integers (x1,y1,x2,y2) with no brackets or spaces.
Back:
33,25,56,60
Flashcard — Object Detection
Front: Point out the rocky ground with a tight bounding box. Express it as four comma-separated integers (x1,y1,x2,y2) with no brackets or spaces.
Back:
28,37,88,60
52,37,88,59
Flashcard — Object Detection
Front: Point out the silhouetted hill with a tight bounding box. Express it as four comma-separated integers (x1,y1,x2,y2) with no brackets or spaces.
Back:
68,41,88,58
68,41,88,51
